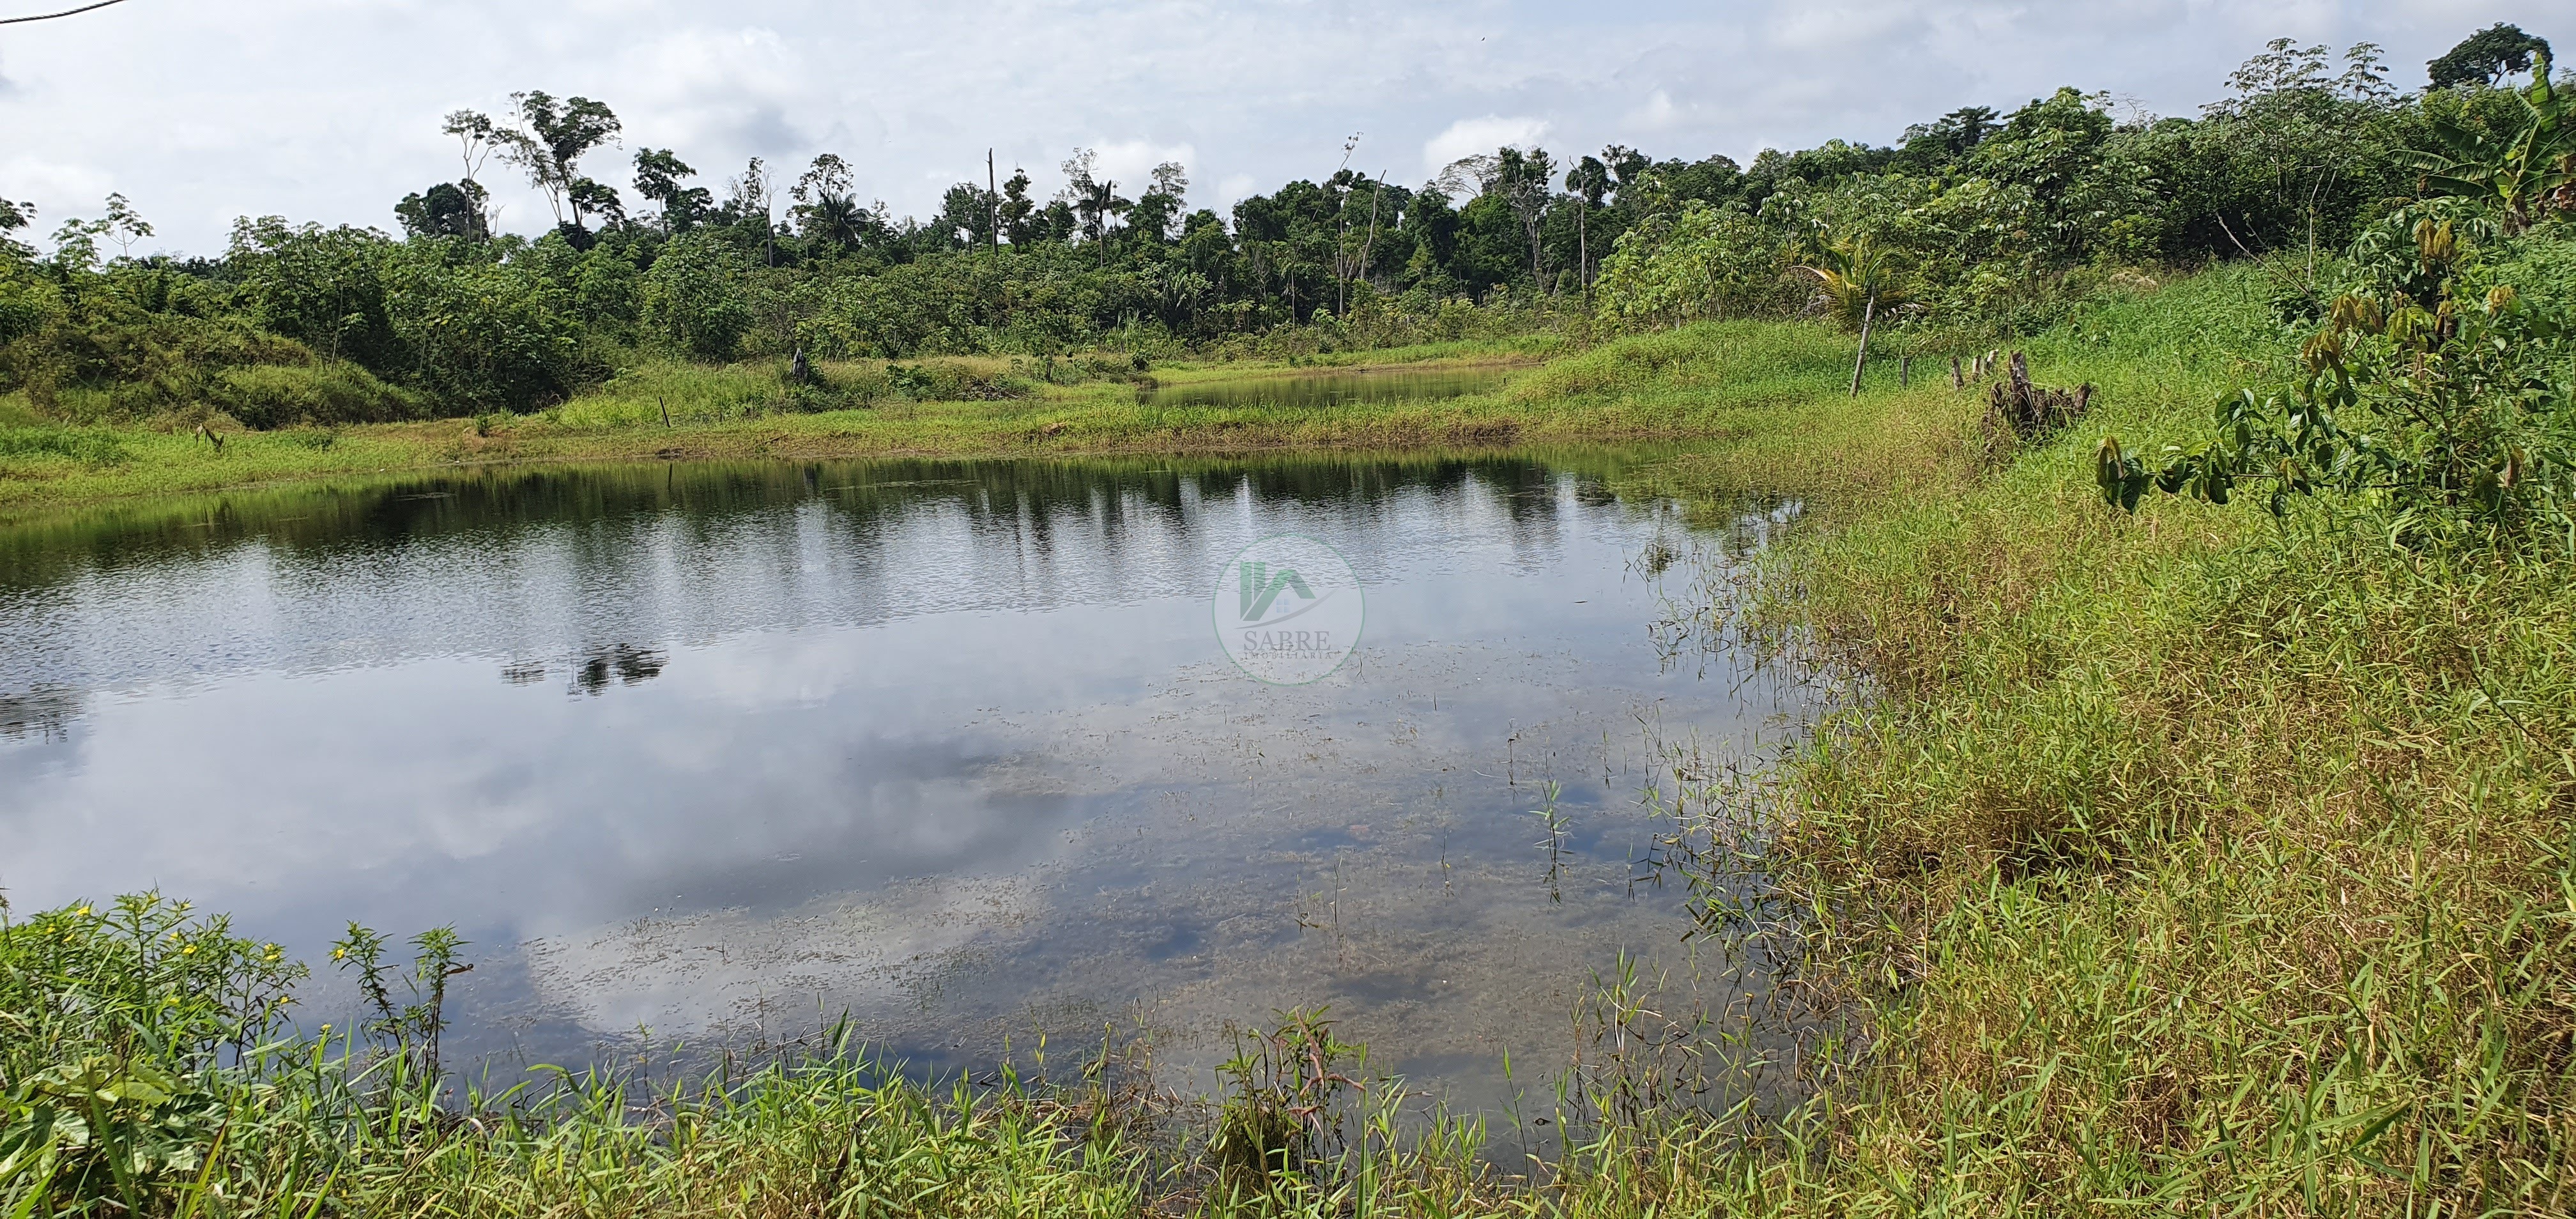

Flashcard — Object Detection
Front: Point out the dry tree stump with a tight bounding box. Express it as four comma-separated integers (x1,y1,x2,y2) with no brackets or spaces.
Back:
1979,351,2094,463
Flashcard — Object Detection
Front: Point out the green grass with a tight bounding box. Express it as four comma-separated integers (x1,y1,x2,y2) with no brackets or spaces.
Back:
1707,264,2576,1213
0,327,1875,519
6,265,2570,1213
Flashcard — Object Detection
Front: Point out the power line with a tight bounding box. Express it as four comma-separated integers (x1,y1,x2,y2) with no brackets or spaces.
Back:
0,0,131,25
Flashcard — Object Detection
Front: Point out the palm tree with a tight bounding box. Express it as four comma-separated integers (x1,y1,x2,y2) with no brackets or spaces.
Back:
1798,233,1912,396
801,192,869,250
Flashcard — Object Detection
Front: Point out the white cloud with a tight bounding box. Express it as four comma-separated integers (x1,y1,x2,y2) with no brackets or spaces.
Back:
1421,115,1551,182
1088,139,1197,197
1214,173,1259,213
0,157,111,220
1625,90,1684,132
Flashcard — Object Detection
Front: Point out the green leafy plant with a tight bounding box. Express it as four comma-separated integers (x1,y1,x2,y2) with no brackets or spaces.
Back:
1208,1008,1362,1188
0,894,303,1215
329,924,470,1085
0,1056,225,1215
2098,216,2573,541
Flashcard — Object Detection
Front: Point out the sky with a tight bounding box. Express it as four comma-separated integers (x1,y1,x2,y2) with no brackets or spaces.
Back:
0,0,2546,256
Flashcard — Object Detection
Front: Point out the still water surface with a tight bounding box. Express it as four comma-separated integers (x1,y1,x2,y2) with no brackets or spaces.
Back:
0,454,1802,1107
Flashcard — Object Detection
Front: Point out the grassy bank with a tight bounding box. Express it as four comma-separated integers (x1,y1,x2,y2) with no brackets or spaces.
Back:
1713,266,2575,1212
7,266,2570,1215
0,329,1839,518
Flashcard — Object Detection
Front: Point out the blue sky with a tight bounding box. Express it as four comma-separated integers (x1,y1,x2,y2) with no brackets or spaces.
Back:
0,0,2545,254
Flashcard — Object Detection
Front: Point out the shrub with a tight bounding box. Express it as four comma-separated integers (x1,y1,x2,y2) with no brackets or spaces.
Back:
224,217,402,369
206,362,424,429
381,250,587,413
1595,203,1795,329
640,234,756,362
881,360,1028,401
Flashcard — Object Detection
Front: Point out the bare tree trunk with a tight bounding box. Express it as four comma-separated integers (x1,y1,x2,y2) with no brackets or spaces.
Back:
1528,212,1545,292
1848,293,1876,397
1577,202,1589,309
1335,180,1353,316
1358,172,1384,294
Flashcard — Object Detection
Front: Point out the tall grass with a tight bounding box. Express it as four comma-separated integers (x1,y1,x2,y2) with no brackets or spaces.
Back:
1712,263,2576,1213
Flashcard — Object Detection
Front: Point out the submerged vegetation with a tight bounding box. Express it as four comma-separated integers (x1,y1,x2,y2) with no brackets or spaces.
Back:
7,20,2576,1218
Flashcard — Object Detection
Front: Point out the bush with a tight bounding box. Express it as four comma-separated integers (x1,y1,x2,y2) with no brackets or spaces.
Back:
224,217,402,369
882,360,1028,401
1595,203,1795,328
2101,216,2576,542
206,362,424,429
640,234,756,362
381,250,588,413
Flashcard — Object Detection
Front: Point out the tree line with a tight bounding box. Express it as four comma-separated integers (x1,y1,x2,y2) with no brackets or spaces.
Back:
0,22,2560,425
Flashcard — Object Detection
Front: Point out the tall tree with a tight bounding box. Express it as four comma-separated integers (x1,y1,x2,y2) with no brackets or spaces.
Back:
1058,149,1131,250
632,149,711,235
1567,156,1610,300
998,169,1038,245
727,157,777,264
1896,105,2002,171
2429,22,2553,90
495,91,623,231
2195,41,2404,271
1131,160,1190,244
793,154,870,250
438,110,502,234
100,193,151,260
934,181,999,248
1492,146,1558,289
395,183,486,238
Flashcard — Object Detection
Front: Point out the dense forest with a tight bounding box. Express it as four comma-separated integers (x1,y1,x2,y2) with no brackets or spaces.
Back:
0,23,2563,427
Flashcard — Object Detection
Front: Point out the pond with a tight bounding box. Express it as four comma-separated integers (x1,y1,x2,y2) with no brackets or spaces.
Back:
0,454,1808,1114
1139,364,1521,410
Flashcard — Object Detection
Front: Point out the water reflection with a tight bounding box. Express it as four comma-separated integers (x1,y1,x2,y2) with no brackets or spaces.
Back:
0,685,79,742
565,646,667,695
0,453,1805,1111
